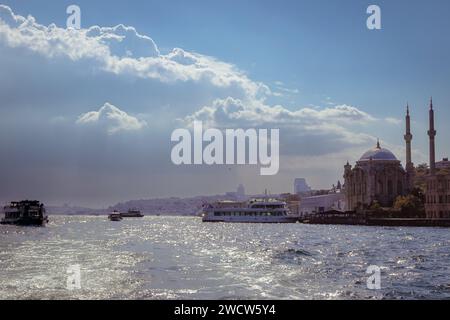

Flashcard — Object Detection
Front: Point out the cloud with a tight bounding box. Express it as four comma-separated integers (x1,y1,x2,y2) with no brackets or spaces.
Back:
183,97,376,156
270,81,299,97
76,102,147,134
0,5,268,101
85,24,160,58
0,4,406,204
184,97,375,127
384,117,402,125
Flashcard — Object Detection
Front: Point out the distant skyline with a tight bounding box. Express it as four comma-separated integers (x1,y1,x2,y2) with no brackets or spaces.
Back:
1,1,449,207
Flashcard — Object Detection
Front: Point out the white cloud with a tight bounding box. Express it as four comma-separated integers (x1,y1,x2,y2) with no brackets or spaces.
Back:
0,4,417,202
86,24,160,58
276,86,299,95
385,117,402,125
0,4,391,158
0,5,268,101
76,102,147,134
182,97,377,157
184,97,375,128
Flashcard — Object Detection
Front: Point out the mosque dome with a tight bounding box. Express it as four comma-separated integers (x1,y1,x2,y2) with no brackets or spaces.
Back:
359,141,398,161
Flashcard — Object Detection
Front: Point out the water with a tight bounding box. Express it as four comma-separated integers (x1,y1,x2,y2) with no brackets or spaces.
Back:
0,216,449,300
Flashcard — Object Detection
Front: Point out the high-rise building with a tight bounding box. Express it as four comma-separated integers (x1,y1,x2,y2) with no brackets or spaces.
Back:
294,178,311,194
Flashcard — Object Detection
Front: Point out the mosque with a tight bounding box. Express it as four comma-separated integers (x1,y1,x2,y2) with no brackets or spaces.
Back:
343,106,414,211
344,99,450,218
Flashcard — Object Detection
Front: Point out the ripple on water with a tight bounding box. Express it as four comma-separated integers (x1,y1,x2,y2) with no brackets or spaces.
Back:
1,216,450,299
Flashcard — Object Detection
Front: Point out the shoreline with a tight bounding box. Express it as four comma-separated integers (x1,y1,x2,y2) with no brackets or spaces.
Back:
300,217,450,228
43,215,450,228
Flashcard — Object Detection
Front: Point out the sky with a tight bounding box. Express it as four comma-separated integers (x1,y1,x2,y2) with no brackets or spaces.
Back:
0,0,449,207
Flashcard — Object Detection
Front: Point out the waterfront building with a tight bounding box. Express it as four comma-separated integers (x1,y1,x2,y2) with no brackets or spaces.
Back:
436,158,450,170
343,106,415,211
299,192,345,216
424,99,450,218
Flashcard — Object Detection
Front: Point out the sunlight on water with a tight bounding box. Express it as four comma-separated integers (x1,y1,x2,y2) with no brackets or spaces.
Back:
0,216,449,300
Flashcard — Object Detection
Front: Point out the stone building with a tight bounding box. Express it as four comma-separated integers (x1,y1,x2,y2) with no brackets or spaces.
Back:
424,99,450,218
343,106,415,211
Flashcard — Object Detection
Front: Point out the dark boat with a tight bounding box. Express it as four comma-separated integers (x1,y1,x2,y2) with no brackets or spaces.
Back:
1,200,48,226
120,208,144,218
108,211,123,221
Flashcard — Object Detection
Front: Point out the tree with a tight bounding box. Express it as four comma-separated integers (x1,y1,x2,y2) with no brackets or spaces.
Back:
416,163,429,171
394,194,424,216
414,163,429,193
369,200,381,210
410,187,426,205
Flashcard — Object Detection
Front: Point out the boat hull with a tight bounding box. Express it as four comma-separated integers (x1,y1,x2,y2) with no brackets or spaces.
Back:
2,200,48,227
120,213,144,218
202,216,298,223
1,217,48,226
202,198,297,224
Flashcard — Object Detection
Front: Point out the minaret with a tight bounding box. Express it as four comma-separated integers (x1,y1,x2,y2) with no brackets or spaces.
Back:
344,161,352,176
344,161,352,210
428,98,437,174
404,104,413,170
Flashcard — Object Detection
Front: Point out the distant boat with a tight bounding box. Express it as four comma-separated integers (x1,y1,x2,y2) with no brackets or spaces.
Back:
120,208,144,218
202,198,298,223
1,200,48,226
108,211,123,221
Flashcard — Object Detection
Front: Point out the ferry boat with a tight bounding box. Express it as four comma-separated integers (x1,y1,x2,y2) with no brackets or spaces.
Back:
202,198,298,223
120,208,144,218
108,211,123,221
1,200,48,226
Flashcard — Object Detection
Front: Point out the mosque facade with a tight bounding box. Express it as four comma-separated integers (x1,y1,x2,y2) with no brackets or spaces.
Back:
344,98,450,219
343,107,415,211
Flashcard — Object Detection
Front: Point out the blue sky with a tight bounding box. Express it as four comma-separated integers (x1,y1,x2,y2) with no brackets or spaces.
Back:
0,0,449,207
5,0,450,110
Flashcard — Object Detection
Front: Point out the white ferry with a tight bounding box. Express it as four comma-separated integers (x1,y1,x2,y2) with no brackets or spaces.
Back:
108,210,123,222
201,198,298,223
